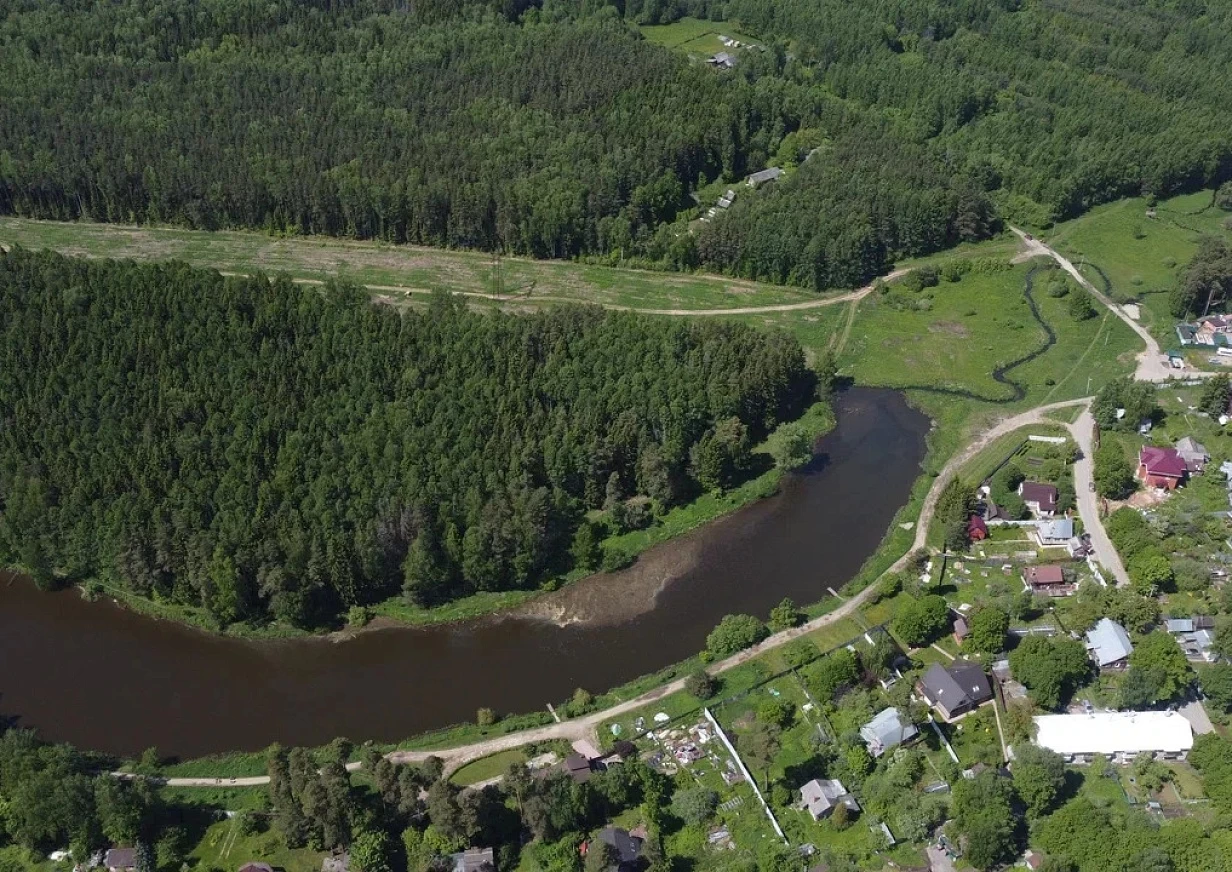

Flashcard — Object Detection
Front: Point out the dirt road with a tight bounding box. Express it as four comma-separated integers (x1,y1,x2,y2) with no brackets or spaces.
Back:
1010,228,1206,382
233,269,911,317
150,396,1094,789
1067,408,1132,587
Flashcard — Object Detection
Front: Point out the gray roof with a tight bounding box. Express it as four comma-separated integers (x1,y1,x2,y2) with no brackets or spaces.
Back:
452,847,496,872
598,827,642,865
1037,518,1074,541
1176,437,1209,462
860,707,917,756
1086,618,1133,666
746,167,784,185
1220,460,1232,481
800,778,858,818
1191,629,1216,650
1166,619,1195,633
918,661,992,715
105,849,137,871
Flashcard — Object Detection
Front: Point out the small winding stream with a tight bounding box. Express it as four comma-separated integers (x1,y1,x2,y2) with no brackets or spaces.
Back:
0,388,927,759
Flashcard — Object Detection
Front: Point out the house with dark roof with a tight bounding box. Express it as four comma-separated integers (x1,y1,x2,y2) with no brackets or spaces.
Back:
1087,618,1133,669
1138,446,1187,489
799,778,859,820
451,846,496,872
593,827,643,871
1019,482,1058,517
708,51,735,69
1022,564,1073,597
558,752,603,784
105,849,137,872
860,708,918,757
916,661,993,720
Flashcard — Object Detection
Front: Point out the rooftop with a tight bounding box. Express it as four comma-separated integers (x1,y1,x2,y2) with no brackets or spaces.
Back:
1024,565,1065,586
860,707,918,755
1086,617,1133,666
1034,711,1193,757
1140,446,1187,478
1037,518,1074,541
1020,481,1057,511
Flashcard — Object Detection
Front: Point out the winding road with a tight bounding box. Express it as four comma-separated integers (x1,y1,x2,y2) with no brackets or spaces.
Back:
127,230,1194,789
146,398,1099,789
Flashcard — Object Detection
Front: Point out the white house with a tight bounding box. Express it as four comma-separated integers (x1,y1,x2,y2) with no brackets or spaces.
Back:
1033,711,1194,763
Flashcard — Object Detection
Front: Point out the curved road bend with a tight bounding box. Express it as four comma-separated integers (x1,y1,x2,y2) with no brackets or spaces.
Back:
1010,227,1215,382
149,398,1095,789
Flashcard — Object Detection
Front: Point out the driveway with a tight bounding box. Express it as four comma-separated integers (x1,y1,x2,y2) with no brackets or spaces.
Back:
926,845,958,872
1067,408,1132,588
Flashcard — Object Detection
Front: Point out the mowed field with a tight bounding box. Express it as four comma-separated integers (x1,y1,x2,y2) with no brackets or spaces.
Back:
638,16,761,58
1045,189,1232,341
0,217,819,312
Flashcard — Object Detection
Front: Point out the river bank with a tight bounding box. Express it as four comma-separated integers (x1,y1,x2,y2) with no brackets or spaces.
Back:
0,388,925,759
12,401,837,643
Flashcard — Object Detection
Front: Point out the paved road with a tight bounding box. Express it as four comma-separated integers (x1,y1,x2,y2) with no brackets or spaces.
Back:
1067,408,1132,588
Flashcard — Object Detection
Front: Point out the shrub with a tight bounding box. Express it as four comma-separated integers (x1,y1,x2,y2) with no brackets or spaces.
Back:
705,613,769,658
684,669,716,699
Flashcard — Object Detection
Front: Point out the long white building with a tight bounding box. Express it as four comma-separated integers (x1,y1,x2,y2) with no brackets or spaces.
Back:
1033,711,1193,763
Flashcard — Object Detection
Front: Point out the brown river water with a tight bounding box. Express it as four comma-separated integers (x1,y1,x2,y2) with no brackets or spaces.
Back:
0,388,927,759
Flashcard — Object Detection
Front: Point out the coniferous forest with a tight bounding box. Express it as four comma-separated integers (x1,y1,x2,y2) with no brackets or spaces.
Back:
0,249,815,627
1,0,1230,289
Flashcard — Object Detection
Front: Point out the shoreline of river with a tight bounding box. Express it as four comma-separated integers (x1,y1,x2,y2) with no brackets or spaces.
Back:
0,388,925,758
3,402,838,644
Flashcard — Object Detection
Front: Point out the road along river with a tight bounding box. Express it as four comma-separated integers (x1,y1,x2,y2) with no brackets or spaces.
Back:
0,388,927,759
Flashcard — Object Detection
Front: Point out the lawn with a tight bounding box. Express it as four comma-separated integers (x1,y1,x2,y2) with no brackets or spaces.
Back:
450,749,528,786
0,216,820,312
190,816,324,872
638,17,761,58
828,261,1138,404
1044,191,1232,343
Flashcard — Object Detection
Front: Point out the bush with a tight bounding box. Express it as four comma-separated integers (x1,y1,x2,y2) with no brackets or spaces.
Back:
768,597,804,631
1068,290,1097,320
684,669,716,699
671,787,719,825
705,613,769,658
477,707,497,727
601,545,635,572
892,594,950,647
347,605,372,628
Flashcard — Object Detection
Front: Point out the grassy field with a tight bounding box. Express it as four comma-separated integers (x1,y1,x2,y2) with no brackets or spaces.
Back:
638,17,761,58
449,749,528,786
1045,190,1232,342
0,216,819,311
190,816,324,872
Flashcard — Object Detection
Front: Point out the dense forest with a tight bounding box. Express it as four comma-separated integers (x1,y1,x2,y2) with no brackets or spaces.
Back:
0,249,814,627
3,0,1228,288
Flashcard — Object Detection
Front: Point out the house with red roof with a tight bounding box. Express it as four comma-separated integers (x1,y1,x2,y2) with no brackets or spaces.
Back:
967,515,988,541
1138,446,1187,490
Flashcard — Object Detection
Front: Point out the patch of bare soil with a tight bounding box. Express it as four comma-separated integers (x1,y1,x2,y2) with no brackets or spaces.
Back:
514,533,705,627
929,320,971,338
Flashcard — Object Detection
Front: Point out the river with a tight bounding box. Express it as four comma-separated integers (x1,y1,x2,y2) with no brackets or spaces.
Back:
0,388,927,759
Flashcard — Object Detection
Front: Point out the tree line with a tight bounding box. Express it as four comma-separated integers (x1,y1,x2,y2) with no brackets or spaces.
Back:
0,249,815,628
